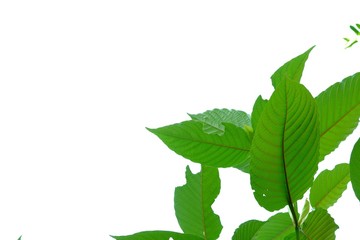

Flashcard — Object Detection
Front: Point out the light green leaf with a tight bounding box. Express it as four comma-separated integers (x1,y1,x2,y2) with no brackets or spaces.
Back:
356,23,360,29
344,37,350,42
174,166,222,240
271,46,315,88
147,121,251,168
111,231,203,240
250,80,319,211
350,138,360,201
316,73,360,161
298,199,310,225
310,163,350,209
251,95,268,131
231,220,265,240
253,212,294,239
189,108,251,135
300,209,338,240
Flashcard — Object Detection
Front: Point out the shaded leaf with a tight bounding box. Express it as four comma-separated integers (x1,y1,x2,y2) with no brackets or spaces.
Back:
253,212,294,239
250,80,319,211
350,138,360,201
316,73,360,161
271,46,315,88
310,163,350,209
148,121,251,168
189,108,251,135
300,209,338,240
251,95,268,131
232,220,265,240
111,231,203,240
175,166,222,240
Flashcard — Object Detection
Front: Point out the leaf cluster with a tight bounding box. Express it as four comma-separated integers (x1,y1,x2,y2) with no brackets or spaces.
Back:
113,47,360,240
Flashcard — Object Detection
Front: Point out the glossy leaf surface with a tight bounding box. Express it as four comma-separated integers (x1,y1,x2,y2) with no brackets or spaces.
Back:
174,166,222,240
251,80,319,211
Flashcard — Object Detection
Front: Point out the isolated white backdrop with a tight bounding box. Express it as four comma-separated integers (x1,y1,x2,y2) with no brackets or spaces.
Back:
1,1,360,240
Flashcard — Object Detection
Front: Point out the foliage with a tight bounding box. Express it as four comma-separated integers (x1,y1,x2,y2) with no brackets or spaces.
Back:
344,23,360,48
113,47,360,239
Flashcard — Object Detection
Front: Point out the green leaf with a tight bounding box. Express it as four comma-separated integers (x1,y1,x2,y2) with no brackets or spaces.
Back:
299,209,338,239
350,25,360,35
271,46,315,88
344,37,350,42
147,121,251,168
350,138,360,201
346,40,358,49
231,220,265,240
253,212,294,239
189,108,251,135
298,199,310,225
316,73,360,161
251,95,268,131
310,163,350,209
174,165,222,240
250,80,319,211
111,231,203,240
356,23,360,29
18,236,22,240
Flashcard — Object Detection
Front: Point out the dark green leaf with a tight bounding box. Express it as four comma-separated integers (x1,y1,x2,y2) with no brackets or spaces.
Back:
175,166,222,240
232,220,265,240
310,163,350,209
251,80,319,211
189,108,251,135
356,23,360,29
350,138,360,201
350,25,360,35
253,212,294,239
147,121,251,168
271,46,315,88
344,37,350,42
251,95,268,131
111,231,203,240
316,73,360,161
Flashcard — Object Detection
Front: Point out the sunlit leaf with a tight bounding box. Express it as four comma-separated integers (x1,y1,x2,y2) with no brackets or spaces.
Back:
253,212,294,239
298,199,310,225
350,138,360,201
251,95,268,131
189,108,251,135
174,166,222,240
271,46,315,88
148,121,251,168
251,80,319,211
310,163,350,209
316,73,360,161
111,231,203,240
232,220,265,240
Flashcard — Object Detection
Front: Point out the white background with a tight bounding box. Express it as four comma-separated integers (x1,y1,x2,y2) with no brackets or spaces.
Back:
1,1,360,240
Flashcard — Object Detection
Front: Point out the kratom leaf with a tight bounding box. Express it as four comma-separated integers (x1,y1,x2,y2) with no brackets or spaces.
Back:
356,23,360,29
350,138,360,201
147,121,251,168
310,163,350,209
350,25,360,35
251,95,268,131
344,37,350,42
231,220,265,240
271,46,315,88
298,199,310,225
188,108,251,135
316,73,360,161
346,40,358,49
250,80,319,211
111,231,203,240
253,212,294,239
174,166,222,240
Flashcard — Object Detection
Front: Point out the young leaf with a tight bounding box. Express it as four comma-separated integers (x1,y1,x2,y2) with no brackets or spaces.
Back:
286,209,338,240
350,25,360,35
250,80,319,212
174,165,222,240
253,212,294,239
231,220,265,240
147,121,251,168
298,199,310,225
309,163,350,209
350,138,360,201
189,108,251,135
251,95,268,131
271,46,315,88
111,231,203,240
316,73,360,161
